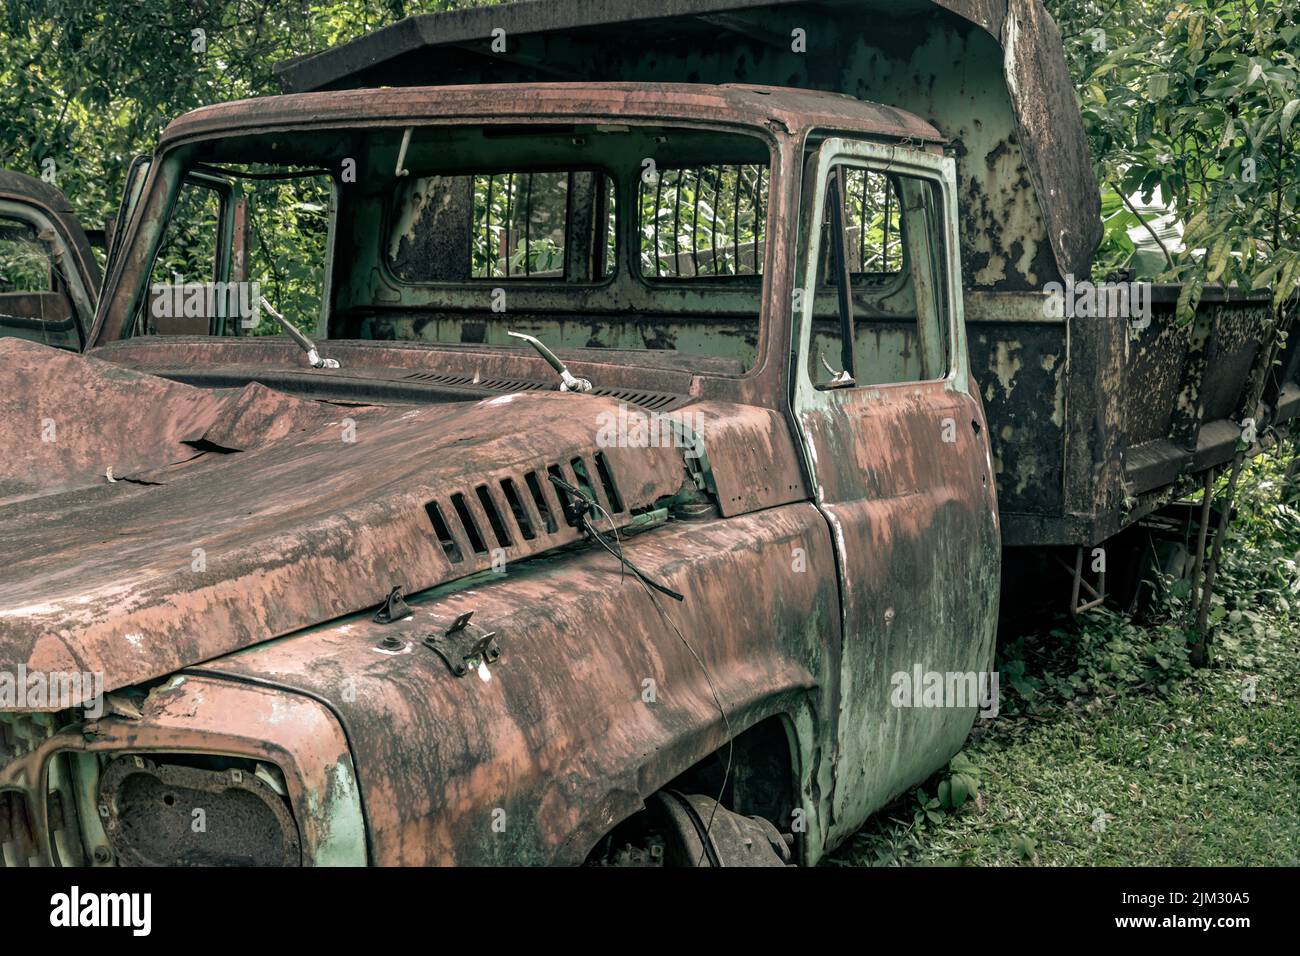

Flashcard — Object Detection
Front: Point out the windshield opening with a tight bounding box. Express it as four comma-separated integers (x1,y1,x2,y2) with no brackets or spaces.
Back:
115,121,774,375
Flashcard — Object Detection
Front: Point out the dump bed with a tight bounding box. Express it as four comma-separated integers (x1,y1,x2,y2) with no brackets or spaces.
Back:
968,287,1285,546
277,0,1297,548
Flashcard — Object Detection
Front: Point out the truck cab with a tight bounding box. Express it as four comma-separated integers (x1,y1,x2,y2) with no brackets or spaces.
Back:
0,168,99,351
0,80,998,867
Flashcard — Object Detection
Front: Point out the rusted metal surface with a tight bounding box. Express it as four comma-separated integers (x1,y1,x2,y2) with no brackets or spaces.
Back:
92,336,706,397
797,381,1000,840
193,505,838,865
0,676,365,866
154,83,945,153
789,136,1001,844
964,286,1295,547
98,755,303,866
0,338,688,698
0,338,293,503
682,401,807,515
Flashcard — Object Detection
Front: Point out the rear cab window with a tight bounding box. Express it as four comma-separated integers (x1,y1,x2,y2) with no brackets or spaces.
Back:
388,170,616,282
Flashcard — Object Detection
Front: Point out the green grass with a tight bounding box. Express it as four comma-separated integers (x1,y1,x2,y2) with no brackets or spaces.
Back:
829,452,1300,867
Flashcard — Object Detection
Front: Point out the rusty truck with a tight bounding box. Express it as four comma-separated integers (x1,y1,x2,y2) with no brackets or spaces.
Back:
1,0,1293,867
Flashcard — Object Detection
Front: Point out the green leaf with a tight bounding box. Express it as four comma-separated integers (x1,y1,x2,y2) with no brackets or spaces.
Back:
1207,236,1232,282
1177,277,1204,324
1136,103,1155,145
949,751,979,775
949,774,970,808
1250,258,1286,292
1012,835,1037,860
1182,209,1210,245
1282,99,1300,139
1275,259,1300,310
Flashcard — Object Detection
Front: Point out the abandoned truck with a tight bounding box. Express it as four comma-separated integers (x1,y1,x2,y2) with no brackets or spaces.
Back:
1,0,1294,868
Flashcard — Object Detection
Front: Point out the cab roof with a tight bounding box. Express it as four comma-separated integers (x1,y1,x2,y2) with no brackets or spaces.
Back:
157,82,944,148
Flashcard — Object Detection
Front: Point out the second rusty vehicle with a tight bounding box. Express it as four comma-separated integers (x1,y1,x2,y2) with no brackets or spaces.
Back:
1,0,1292,867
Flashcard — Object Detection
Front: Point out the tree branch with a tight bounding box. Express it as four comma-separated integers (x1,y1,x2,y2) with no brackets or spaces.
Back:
1121,190,1174,270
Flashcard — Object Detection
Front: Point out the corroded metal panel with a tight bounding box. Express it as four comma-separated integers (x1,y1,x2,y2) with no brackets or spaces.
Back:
0,676,365,866
195,506,840,865
0,339,686,699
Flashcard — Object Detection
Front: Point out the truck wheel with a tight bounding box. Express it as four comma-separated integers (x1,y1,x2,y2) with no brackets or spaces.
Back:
588,791,795,866
647,791,793,867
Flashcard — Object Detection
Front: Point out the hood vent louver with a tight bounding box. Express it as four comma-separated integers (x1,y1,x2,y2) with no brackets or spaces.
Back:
423,452,625,567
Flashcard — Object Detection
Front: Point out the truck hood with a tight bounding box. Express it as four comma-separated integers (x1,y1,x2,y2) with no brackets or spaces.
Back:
0,339,686,704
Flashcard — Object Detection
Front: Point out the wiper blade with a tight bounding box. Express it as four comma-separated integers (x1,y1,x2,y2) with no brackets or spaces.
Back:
507,330,591,393
260,297,339,369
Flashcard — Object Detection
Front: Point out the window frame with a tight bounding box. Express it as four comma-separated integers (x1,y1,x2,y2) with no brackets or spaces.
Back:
813,166,910,294
792,137,965,406
0,199,97,350
381,163,621,289
126,157,339,340
90,115,785,388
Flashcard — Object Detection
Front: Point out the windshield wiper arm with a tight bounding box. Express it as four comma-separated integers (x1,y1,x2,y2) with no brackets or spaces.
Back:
507,330,591,393
259,296,339,369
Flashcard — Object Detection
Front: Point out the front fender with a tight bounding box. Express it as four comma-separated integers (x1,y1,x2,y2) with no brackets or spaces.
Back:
195,504,840,865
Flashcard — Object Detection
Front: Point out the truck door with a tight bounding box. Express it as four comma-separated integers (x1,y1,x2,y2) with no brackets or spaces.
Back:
789,138,1000,843
0,169,100,350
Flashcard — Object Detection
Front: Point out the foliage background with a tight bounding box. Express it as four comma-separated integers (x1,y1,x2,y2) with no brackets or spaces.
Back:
1049,0,1298,316
0,0,490,236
